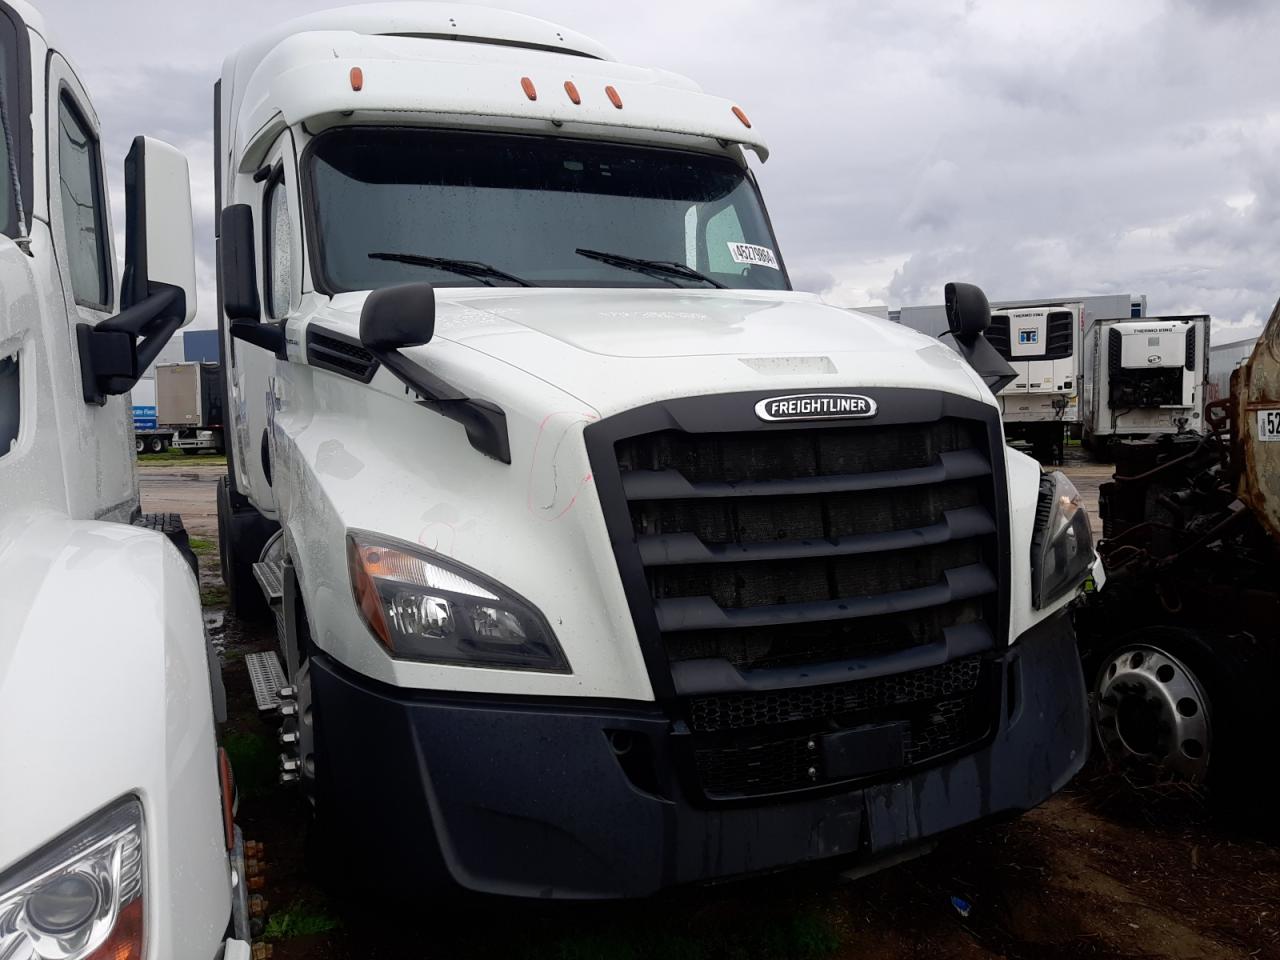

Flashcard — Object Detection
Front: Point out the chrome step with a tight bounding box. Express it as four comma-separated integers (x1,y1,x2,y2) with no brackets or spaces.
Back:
252,559,284,605
244,651,289,714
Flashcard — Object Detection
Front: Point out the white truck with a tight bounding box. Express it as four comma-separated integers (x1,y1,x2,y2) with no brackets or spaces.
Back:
214,3,1097,898
0,2,252,956
1082,315,1210,453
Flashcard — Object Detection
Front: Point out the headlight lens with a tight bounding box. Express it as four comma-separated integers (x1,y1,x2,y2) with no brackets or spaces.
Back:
0,798,145,960
1031,470,1095,608
347,531,569,672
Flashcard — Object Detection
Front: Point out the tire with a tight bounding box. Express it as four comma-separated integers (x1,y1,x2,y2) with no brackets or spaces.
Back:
135,437,145,454
148,436,165,453
216,475,274,622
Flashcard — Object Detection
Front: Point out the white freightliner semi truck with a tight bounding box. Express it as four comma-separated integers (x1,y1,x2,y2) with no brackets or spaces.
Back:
214,3,1098,898
0,2,252,955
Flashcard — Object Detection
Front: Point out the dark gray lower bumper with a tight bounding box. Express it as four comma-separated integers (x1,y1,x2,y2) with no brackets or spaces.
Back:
311,610,1087,899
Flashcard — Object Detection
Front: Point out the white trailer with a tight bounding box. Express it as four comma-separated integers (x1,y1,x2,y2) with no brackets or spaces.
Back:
1082,315,1210,450
0,2,251,955
213,2,1098,900
896,293,1142,461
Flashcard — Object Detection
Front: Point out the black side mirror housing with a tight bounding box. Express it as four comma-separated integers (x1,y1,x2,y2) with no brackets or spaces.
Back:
941,281,1017,394
79,136,195,404
944,282,991,344
359,283,436,351
220,204,260,322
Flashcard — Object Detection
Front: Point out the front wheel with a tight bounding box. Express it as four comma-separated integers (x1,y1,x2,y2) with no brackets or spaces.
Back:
1093,641,1212,782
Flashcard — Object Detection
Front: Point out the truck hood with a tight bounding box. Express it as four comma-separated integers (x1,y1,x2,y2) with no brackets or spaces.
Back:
323,288,990,416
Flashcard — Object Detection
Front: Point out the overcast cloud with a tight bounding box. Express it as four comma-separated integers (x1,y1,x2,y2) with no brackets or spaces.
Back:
36,0,1280,341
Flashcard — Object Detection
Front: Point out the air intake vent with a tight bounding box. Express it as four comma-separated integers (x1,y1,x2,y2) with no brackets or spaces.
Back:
1185,325,1196,371
987,315,1011,358
306,328,378,383
1044,310,1074,360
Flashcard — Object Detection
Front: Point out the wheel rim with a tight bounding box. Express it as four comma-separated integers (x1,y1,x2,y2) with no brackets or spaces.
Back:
136,438,144,453
151,438,163,452
1094,645,1212,782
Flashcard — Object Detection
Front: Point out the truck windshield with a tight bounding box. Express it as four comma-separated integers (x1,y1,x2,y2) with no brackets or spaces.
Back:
305,128,790,292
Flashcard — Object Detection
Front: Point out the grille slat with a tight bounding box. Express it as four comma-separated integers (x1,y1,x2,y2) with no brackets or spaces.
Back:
654,562,997,632
637,504,994,566
622,448,991,501
596,396,1005,800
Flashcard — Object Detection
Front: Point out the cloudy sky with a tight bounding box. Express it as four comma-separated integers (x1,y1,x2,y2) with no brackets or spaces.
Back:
37,0,1280,341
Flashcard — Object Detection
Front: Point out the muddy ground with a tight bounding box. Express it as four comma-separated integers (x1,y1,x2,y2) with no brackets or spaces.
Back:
145,461,1280,960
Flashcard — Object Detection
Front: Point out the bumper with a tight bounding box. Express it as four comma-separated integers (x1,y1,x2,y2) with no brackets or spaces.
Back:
311,611,1087,899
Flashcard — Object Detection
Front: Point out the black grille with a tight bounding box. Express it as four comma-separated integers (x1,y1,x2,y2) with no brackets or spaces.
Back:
1044,310,1074,361
695,693,989,799
591,392,1007,802
307,328,379,383
988,314,1011,357
688,655,984,733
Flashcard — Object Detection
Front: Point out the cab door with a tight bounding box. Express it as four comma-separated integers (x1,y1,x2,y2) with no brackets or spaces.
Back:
45,52,133,521
225,131,302,516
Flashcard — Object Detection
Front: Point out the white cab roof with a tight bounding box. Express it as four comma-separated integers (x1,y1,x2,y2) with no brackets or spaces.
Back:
221,2,767,172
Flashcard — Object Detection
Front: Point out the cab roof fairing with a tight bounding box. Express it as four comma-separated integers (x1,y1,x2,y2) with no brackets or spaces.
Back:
223,30,768,178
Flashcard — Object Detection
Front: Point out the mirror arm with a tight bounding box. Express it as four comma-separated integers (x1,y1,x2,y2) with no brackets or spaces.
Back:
77,284,186,405
943,332,1018,394
372,347,511,464
230,319,288,359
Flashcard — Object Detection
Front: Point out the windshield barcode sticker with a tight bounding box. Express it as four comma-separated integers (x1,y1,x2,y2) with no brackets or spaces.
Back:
727,242,780,270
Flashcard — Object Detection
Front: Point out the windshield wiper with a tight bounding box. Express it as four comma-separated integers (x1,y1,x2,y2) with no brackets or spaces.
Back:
368,252,536,287
574,248,726,289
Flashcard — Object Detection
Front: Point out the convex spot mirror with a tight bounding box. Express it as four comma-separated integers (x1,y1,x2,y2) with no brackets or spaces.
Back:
941,280,1016,394
944,281,991,344
78,136,196,404
359,283,437,351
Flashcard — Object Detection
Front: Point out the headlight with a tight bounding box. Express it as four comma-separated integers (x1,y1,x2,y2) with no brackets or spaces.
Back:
347,531,569,672
0,798,145,960
1030,470,1095,608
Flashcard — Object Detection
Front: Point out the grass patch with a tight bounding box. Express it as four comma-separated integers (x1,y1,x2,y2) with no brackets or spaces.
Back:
200,584,229,607
524,909,840,960
264,900,341,940
189,536,217,557
222,729,275,799
137,450,227,466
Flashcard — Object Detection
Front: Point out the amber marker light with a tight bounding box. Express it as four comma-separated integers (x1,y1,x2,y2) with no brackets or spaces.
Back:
349,66,364,91
605,85,623,109
521,76,538,100
732,105,751,128
564,80,581,104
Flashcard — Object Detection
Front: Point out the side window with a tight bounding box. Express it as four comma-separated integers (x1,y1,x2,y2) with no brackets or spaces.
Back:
264,168,293,319
57,93,109,307
0,353,17,458
703,204,745,275
0,15,19,238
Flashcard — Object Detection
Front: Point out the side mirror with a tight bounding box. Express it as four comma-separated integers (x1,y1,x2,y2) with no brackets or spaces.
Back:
220,204,260,322
944,281,991,344
78,137,196,404
941,280,1017,394
222,203,287,356
359,283,436,351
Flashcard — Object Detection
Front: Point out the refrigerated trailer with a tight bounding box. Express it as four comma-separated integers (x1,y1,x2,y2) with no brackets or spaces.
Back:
213,2,1098,900
1082,315,1210,450
895,293,1142,461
